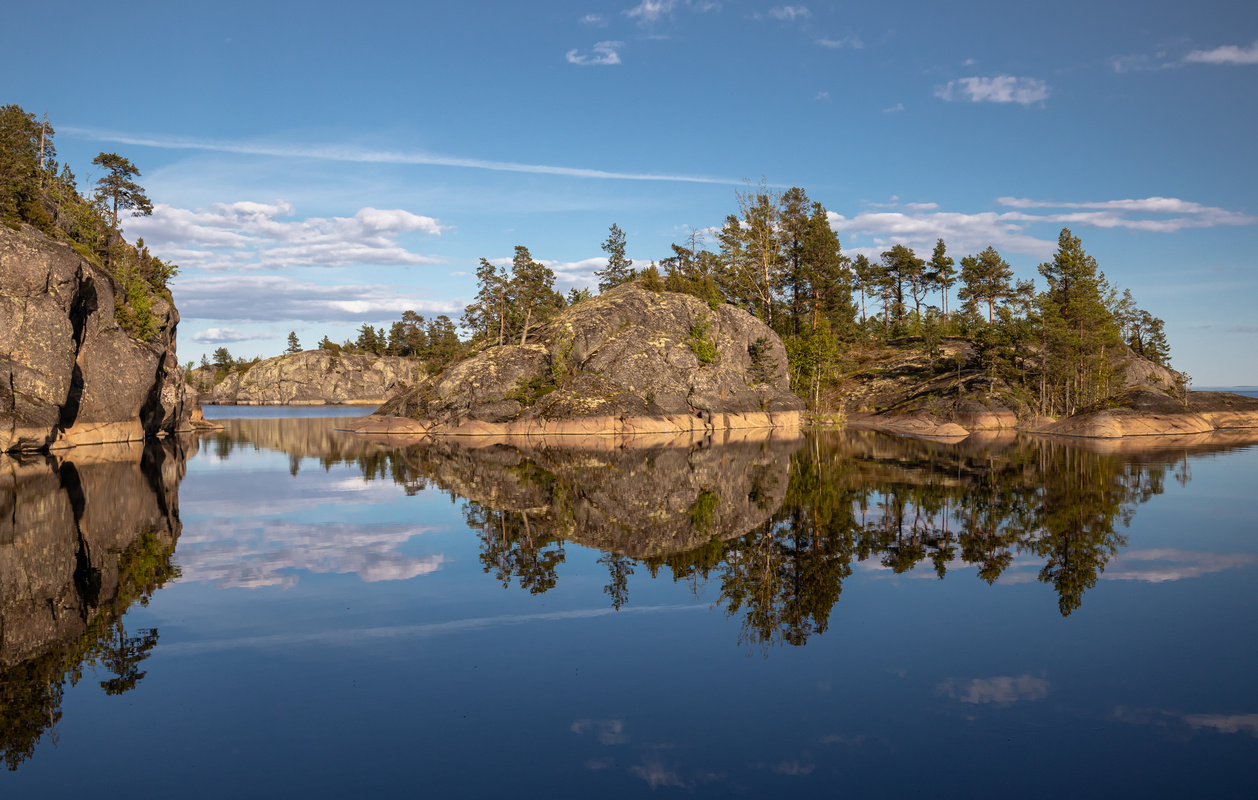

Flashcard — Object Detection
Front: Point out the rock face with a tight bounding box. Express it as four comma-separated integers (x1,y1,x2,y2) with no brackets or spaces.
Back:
195,350,419,405
357,282,804,438
1041,388,1258,438
1,225,201,452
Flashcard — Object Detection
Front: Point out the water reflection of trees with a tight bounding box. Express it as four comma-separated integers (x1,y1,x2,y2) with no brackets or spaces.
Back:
207,419,1256,649
0,441,184,770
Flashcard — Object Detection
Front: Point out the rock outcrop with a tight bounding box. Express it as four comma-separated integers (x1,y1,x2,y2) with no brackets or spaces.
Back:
355,282,804,439
1040,388,1258,438
194,350,419,406
1,225,202,452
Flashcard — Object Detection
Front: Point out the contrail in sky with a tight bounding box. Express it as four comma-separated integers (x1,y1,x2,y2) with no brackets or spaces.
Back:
63,126,742,185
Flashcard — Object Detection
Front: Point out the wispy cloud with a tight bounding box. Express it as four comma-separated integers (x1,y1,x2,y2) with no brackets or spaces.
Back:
623,0,718,25
817,35,863,49
769,6,810,21
172,274,463,324
815,90,830,101
882,102,905,113
63,126,741,185
1184,39,1258,65
192,327,269,344
567,40,624,65
580,13,608,26
124,201,446,271
935,75,1050,105
828,195,1254,258
996,197,1257,232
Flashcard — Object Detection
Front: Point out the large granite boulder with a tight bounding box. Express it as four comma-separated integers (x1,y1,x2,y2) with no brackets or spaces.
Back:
0,225,200,452
358,282,804,438
196,350,419,405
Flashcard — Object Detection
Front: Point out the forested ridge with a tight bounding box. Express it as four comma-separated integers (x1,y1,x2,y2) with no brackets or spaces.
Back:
457,183,1178,419
0,104,176,342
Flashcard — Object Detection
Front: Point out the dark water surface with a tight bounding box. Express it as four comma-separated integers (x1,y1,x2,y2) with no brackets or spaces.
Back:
3,420,1257,798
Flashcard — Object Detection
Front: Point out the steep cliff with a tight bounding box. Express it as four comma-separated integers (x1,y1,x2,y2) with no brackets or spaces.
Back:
193,350,419,405
357,282,805,438
1,225,202,452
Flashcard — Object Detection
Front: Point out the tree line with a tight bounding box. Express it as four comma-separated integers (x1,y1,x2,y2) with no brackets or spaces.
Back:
1,104,175,341
458,182,1174,418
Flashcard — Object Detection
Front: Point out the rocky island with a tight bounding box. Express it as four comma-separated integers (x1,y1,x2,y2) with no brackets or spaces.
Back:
353,282,804,441
191,349,419,406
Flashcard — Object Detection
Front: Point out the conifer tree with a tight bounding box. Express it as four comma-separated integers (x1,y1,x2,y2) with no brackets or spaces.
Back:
1036,228,1123,415
958,246,1015,323
510,245,556,345
927,239,957,319
285,331,301,354
595,223,633,292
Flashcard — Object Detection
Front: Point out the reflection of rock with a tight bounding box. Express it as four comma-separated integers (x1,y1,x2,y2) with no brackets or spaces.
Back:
402,435,802,559
195,350,419,406
0,438,185,667
359,283,804,439
1,226,202,452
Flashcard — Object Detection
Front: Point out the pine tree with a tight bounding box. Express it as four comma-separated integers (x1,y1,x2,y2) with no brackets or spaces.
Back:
595,223,633,292
285,332,301,354
91,153,152,258
1036,228,1123,415
511,245,556,345
927,239,957,319
958,246,1014,323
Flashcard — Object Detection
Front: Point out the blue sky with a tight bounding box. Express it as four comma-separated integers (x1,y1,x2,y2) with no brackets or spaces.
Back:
3,0,1256,383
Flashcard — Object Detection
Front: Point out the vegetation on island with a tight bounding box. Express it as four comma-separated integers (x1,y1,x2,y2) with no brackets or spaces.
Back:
0,104,177,341
454,183,1175,419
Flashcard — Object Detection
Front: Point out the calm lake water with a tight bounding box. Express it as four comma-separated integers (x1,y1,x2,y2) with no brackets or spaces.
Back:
3,415,1257,798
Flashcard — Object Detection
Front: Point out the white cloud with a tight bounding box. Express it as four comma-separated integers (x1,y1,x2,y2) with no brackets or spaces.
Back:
938,673,1050,706
817,35,863,49
172,274,462,323
828,195,1257,257
882,102,905,113
625,0,679,23
1184,39,1258,65
828,209,1056,257
935,75,1050,105
193,327,268,344
962,58,977,66
815,90,830,101
66,126,741,185
580,13,608,26
123,201,446,271
566,41,624,66
996,196,1256,233
487,255,607,290
623,0,718,25
769,6,810,21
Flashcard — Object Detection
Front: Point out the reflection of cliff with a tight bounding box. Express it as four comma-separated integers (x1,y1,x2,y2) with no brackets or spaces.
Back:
0,439,185,769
